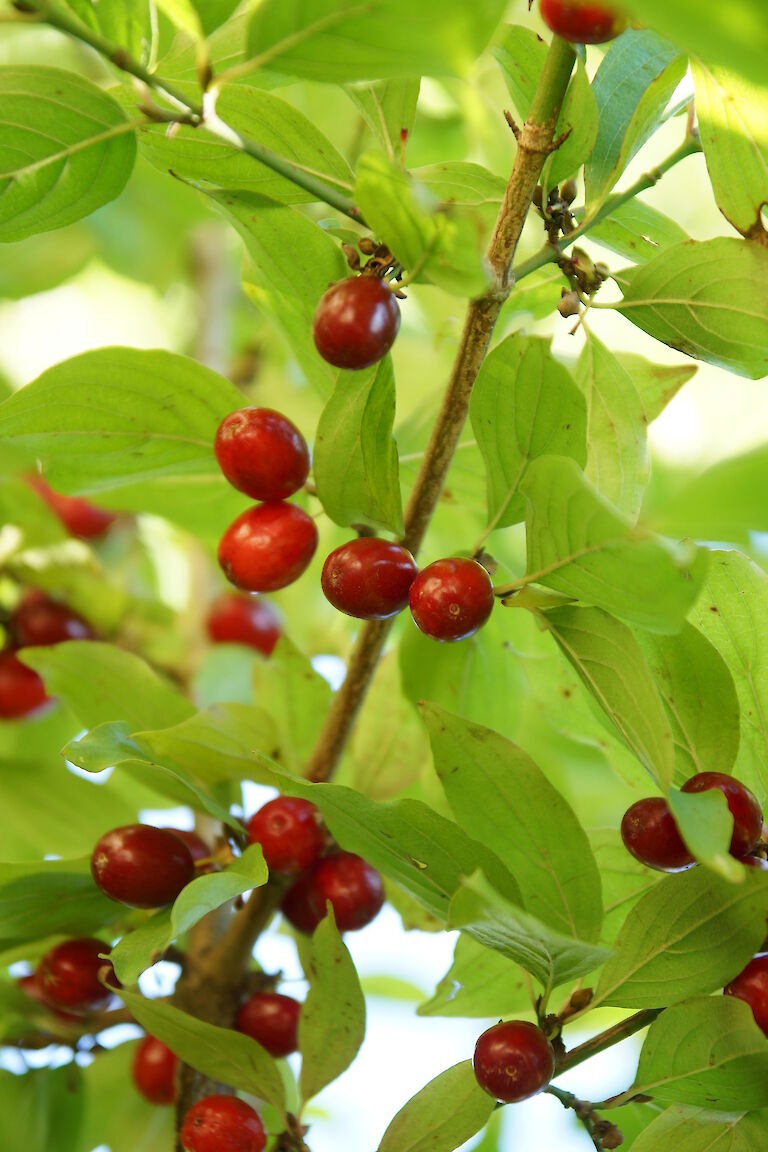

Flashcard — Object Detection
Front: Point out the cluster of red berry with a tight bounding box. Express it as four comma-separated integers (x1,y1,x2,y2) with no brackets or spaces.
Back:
0,588,94,718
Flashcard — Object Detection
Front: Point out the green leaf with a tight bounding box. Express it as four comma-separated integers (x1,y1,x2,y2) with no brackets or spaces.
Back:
689,551,768,802
0,856,119,947
521,456,707,633
0,476,66,551
117,988,286,1115
377,1060,495,1152
587,199,690,265
313,358,403,534
585,30,686,209
469,335,587,531
0,1065,84,1152
449,872,611,991
154,0,203,38
418,934,532,1018
79,1039,174,1152
411,162,505,209
250,639,332,775
298,912,366,1104
347,80,421,159
135,704,278,789
576,332,647,519
423,704,602,941
615,237,768,380
632,1104,768,1152
62,1,153,64
661,443,768,544
355,150,489,296
632,997,768,1109
591,831,660,946
0,67,137,242
110,846,268,984
347,654,429,800
613,352,695,423
667,787,742,883
245,0,508,82
594,867,768,1009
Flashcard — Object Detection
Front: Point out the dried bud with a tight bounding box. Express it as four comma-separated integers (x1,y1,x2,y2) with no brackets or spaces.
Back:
569,987,594,1012
532,186,544,210
558,291,581,318
342,243,361,270
358,236,376,255
560,178,578,205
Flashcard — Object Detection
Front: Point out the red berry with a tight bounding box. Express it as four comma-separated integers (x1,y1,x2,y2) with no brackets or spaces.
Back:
18,972,80,1022
681,772,763,858
206,593,280,656
321,537,418,620
133,1035,178,1105
539,0,626,43
181,1095,266,1152
172,829,214,873
215,408,310,502
236,992,301,1058
473,1020,555,1103
0,650,49,718
246,797,325,873
91,825,195,908
310,851,384,933
280,870,323,935
36,938,115,1015
10,596,94,647
724,954,768,1035
218,503,318,593
409,558,494,642
620,797,695,873
743,855,768,871
27,475,115,539
313,276,400,370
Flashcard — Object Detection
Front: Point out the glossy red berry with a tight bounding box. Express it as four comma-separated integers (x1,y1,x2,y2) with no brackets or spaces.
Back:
473,1020,555,1103
133,1035,178,1105
181,1095,266,1152
206,593,280,656
91,825,195,908
172,829,214,872
215,408,310,502
218,503,318,593
27,475,115,538
0,650,49,718
313,276,400,370
310,851,385,933
321,537,418,620
10,596,93,647
681,772,763,858
539,0,626,44
36,938,115,1015
409,557,494,642
620,797,695,872
18,972,80,1022
236,992,301,1058
724,954,768,1035
280,870,324,935
246,797,325,873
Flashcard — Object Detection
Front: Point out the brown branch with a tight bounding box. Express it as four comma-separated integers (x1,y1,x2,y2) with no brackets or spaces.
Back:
305,34,577,785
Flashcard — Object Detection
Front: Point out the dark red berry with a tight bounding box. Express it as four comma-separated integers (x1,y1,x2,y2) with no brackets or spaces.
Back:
539,0,626,43
280,870,323,935
409,557,494,642
10,596,93,647
181,1095,266,1152
91,825,195,908
321,537,418,620
310,851,384,933
473,1020,555,1103
206,593,280,656
743,855,768,871
620,797,695,873
27,475,115,539
313,276,400,370
133,1035,178,1105
18,972,80,1022
172,829,214,872
236,992,301,1058
215,408,310,502
681,772,763,858
0,650,49,718
246,797,325,873
36,938,115,1015
724,954,768,1035
218,503,318,593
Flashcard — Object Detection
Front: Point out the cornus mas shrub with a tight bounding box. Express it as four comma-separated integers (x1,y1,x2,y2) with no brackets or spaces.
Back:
0,0,768,1150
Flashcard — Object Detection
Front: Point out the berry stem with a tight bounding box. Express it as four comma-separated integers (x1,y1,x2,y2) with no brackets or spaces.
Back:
556,1008,662,1074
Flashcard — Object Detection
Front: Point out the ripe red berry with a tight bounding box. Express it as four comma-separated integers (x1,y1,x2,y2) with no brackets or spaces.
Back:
321,537,418,620
681,772,763,858
206,593,280,656
743,855,768,871
724,954,768,1035
280,870,323,935
539,0,626,43
27,474,115,539
214,408,310,502
310,851,385,933
91,825,195,908
246,797,325,873
473,1020,555,1103
0,650,49,718
18,972,80,1022
181,1095,266,1152
36,938,115,1015
313,276,400,370
172,829,212,864
409,557,494,642
10,596,94,647
218,503,318,593
132,1035,178,1105
236,992,301,1058
620,797,695,873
